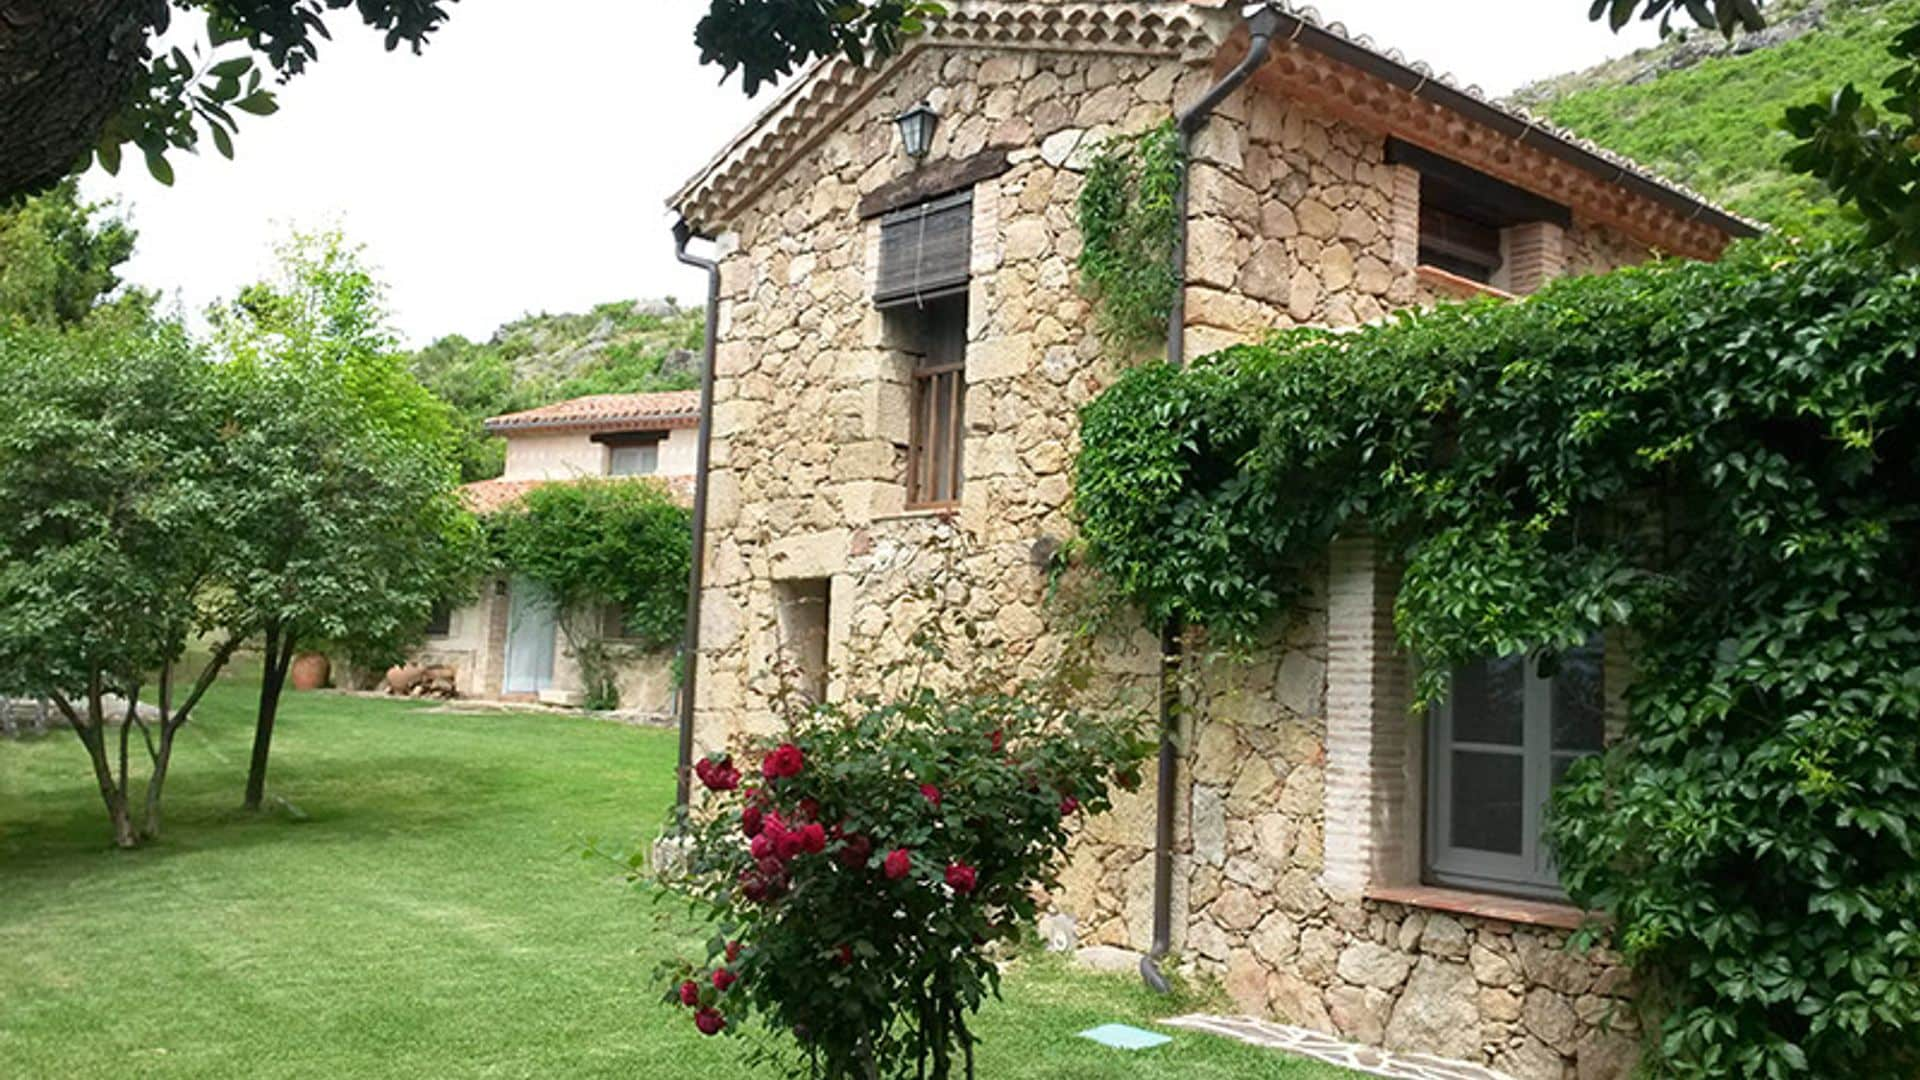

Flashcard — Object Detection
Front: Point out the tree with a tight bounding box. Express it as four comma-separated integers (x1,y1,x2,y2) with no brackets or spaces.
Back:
0,0,942,202
208,230,481,810
0,310,237,847
492,478,691,710
0,180,139,326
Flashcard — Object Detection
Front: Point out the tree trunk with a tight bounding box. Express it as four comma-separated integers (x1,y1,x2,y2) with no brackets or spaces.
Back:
142,720,177,840
0,0,169,200
244,624,295,811
58,689,134,848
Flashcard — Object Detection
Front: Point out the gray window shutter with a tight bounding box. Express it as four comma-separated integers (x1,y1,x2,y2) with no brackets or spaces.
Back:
876,190,974,308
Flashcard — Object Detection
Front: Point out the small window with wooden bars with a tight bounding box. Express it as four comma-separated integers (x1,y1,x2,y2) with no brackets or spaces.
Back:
905,295,968,509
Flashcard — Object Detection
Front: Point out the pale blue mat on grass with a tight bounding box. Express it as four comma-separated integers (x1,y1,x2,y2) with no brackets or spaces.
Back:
1078,1024,1173,1050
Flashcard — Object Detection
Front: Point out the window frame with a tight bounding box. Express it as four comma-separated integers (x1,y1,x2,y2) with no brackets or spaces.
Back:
1425,642,1603,901
903,295,968,510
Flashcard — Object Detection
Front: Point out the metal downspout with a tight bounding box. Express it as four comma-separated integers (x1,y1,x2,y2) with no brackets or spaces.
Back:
1142,5,1282,996
673,219,722,811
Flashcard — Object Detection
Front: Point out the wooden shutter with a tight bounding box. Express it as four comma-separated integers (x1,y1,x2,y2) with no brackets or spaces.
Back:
876,190,974,308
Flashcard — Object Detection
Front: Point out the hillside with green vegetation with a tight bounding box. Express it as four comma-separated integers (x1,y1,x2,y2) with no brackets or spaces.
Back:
409,300,704,482
1516,0,1920,229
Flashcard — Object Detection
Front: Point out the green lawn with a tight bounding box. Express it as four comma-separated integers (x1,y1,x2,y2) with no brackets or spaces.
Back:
0,678,1346,1079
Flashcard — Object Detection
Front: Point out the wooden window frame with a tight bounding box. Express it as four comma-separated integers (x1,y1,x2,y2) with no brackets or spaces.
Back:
1426,640,1604,901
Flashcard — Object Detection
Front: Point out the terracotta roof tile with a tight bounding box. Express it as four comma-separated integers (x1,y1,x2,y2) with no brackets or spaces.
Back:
670,1,1756,250
485,391,702,435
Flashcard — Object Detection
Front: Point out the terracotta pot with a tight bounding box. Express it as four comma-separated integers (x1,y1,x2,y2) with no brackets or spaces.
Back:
289,652,332,691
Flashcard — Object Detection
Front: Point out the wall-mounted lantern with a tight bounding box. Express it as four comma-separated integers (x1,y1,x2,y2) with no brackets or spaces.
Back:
895,102,939,161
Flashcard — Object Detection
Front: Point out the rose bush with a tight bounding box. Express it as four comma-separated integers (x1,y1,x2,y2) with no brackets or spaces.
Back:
659,685,1148,1079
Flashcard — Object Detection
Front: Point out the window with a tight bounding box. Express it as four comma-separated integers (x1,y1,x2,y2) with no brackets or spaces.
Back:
1387,139,1571,288
608,442,659,477
425,602,453,638
775,578,831,705
1419,204,1504,285
1427,638,1604,899
903,295,967,508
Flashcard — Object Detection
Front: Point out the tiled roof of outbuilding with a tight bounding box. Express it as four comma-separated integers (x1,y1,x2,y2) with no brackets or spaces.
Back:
484,391,702,435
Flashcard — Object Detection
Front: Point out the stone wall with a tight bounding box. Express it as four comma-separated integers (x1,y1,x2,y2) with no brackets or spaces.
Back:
693,33,1659,1080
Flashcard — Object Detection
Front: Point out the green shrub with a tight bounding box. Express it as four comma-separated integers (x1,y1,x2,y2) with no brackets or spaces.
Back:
663,686,1149,1079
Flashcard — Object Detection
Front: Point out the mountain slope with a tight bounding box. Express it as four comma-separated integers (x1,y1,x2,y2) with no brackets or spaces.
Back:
1516,0,1920,228
409,300,704,482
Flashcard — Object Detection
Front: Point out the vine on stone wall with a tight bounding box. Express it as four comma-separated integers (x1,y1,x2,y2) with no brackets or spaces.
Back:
1076,121,1184,352
1072,237,1920,1077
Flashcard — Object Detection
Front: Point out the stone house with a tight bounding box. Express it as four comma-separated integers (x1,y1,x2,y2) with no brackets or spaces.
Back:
412,391,698,711
668,3,1753,1077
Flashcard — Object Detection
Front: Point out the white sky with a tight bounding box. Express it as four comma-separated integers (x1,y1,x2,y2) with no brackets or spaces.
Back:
79,1,1664,347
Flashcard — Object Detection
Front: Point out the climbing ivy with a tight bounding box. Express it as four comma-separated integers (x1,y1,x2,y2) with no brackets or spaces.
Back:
1074,237,1920,1077
1076,121,1184,352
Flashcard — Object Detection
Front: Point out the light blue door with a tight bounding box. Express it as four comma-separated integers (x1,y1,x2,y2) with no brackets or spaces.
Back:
503,577,557,694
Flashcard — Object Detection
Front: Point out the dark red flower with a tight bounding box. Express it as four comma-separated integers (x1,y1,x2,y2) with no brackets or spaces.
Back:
757,856,786,878
1060,795,1080,816
836,944,853,967
945,862,978,895
695,755,741,792
796,797,821,822
762,743,805,780
1117,766,1143,793
678,980,700,1007
883,848,912,880
741,804,764,838
798,822,827,855
749,833,775,861
988,729,1004,752
695,1008,726,1036
920,783,942,808
725,940,742,963
712,969,737,992
837,832,873,869
775,830,804,861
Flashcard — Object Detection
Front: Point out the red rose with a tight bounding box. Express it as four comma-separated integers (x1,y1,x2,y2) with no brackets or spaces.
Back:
741,805,764,838
988,729,1004,752
775,830,804,861
712,969,737,992
695,755,741,792
798,822,827,855
749,833,775,861
945,862,978,895
678,980,701,1007
920,783,942,808
695,1008,726,1036
725,940,742,963
836,944,853,967
796,798,821,822
837,832,873,869
883,848,912,880
1060,795,1080,816
757,856,785,877
762,743,805,780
